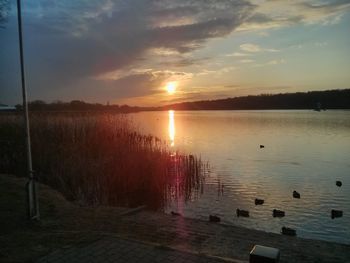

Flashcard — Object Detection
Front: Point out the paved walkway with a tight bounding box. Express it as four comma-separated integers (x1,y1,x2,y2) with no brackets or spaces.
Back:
37,237,240,263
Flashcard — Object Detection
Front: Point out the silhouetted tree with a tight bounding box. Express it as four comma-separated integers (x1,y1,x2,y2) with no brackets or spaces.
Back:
161,89,350,111
17,89,350,112
29,100,47,111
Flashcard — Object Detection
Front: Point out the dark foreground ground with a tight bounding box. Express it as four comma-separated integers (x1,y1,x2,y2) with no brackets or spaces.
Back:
1,174,349,263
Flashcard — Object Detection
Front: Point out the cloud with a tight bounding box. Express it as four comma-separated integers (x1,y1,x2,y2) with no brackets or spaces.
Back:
98,68,193,82
239,0,350,31
240,43,279,53
149,48,180,56
226,52,252,57
105,72,166,98
267,59,286,65
240,43,261,52
158,57,209,68
196,66,236,76
64,69,194,104
240,59,254,63
2,0,254,102
314,42,328,47
93,69,194,100
253,58,286,67
2,0,350,105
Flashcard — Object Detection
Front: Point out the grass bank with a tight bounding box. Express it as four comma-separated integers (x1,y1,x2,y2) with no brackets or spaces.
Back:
0,173,125,262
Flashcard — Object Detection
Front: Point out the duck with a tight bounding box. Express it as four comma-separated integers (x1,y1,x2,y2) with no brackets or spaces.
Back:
255,198,264,205
336,181,342,187
281,227,296,236
209,215,221,222
236,209,250,217
331,209,343,219
293,190,301,199
273,209,285,217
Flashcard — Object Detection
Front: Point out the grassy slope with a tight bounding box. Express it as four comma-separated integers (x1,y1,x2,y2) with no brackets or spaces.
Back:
0,174,126,262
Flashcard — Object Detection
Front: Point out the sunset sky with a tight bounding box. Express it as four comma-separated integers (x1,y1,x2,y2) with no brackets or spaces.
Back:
1,0,350,106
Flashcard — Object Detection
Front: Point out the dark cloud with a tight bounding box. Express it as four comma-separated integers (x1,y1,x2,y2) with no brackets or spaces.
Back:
1,0,254,103
159,57,209,67
26,70,181,103
82,70,192,101
104,71,171,98
149,17,244,52
3,0,347,104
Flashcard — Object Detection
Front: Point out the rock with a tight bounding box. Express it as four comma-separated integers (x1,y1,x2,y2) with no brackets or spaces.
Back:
273,209,285,217
255,198,264,205
336,181,342,187
293,190,300,199
236,209,249,217
281,227,296,236
209,215,221,222
260,145,265,148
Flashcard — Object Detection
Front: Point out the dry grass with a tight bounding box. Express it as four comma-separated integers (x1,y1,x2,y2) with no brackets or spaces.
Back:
0,112,205,209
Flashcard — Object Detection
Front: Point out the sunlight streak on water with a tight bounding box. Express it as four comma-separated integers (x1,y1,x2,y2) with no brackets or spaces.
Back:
168,110,175,147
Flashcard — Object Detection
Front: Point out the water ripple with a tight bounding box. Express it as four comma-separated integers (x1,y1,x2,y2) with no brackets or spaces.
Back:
133,110,350,244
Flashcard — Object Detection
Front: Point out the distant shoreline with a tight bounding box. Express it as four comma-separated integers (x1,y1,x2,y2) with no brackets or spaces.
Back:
2,109,350,115
3,89,350,113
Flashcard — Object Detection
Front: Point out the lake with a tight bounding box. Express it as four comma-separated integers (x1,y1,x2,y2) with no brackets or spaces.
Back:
130,110,350,244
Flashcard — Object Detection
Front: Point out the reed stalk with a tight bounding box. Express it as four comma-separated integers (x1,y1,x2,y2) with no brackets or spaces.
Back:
0,112,205,209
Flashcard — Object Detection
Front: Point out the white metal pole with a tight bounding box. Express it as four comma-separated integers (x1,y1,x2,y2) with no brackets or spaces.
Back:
16,0,39,220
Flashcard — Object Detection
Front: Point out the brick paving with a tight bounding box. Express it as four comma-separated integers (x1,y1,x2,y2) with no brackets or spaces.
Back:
106,211,350,263
35,208,350,263
37,237,239,263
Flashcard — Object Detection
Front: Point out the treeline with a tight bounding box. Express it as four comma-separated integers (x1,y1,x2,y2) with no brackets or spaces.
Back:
15,100,146,113
159,89,350,111
11,89,350,112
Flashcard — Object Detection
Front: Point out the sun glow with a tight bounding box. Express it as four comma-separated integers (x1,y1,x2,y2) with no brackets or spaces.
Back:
166,81,177,94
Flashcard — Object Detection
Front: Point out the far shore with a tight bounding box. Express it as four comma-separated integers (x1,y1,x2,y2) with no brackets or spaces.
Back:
1,173,349,263
2,88,349,113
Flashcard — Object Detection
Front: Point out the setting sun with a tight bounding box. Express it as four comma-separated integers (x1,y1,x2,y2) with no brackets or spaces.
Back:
166,82,177,94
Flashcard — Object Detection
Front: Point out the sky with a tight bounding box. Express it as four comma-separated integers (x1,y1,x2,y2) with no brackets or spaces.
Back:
1,0,350,106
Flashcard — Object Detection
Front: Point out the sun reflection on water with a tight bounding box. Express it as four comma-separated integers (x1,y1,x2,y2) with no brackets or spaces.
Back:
168,110,175,147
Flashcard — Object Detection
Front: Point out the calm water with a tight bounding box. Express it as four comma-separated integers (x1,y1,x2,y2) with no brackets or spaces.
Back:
131,110,350,244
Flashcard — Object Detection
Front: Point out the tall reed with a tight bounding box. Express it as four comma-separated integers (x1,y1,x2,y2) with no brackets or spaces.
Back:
0,112,205,209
